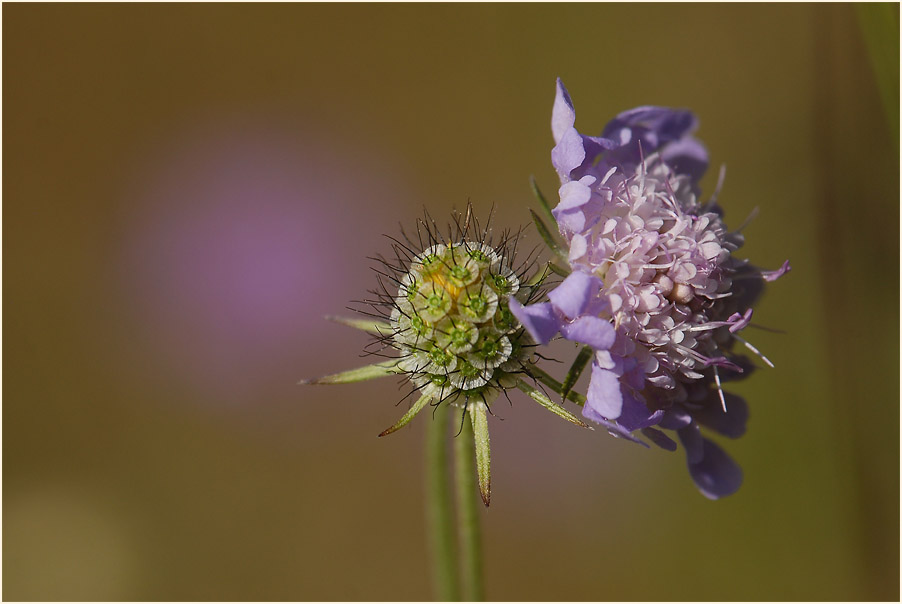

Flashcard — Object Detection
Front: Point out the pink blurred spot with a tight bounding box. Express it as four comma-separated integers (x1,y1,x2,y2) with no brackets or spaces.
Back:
118,123,403,403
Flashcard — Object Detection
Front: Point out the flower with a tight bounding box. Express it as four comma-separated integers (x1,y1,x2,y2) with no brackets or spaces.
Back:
304,205,592,506
512,79,790,498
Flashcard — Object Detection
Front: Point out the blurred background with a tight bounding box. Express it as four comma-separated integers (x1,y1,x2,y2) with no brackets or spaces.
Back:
3,3,898,601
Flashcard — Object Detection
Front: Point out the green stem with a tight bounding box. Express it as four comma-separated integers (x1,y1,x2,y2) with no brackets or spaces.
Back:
530,366,587,406
454,414,484,601
426,404,459,601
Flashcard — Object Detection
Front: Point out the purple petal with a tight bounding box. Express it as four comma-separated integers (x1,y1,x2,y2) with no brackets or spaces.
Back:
600,420,649,447
556,179,593,211
677,423,704,464
581,410,648,447
620,357,647,391
586,363,622,419
560,315,615,350
616,393,663,431
581,135,618,164
660,137,709,182
551,128,587,181
600,106,708,180
594,349,615,369
602,106,699,148
687,438,744,499
551,78,576,143
694,392,748,438
659,408,693,430
547,271,601,319
641,427,678,451
551,80,619,181
568,233,588,262
553,193,607,238
508,300,559,345
553,207,587,234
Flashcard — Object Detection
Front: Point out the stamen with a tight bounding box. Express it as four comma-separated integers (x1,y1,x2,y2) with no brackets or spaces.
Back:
735,206,759,233
706,164,727,209
733,334,774,368
713,365,727,412
761,260,791,282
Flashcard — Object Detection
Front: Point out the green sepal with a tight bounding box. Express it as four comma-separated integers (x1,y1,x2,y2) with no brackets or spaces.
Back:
299,360,401,385
516,379,591,428
529,175,556,227
548,261,571,278
379,393,433,437
326,315,393,335
530,209,567,261
468,401,492,507
560,345,594,403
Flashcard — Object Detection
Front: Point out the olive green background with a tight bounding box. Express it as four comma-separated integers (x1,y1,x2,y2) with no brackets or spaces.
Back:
4,3,899,601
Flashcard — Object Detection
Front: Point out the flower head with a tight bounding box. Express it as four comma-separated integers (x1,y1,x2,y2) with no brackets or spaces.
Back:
388,237,532,404
305,205,592,506
513,79,790,498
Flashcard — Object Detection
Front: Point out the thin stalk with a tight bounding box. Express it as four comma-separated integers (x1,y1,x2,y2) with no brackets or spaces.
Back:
426,403,459,601
453,413,484,601
530,366,587,406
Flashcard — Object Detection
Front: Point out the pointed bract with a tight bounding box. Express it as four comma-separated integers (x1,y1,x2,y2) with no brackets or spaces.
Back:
529,209,566,260
517,380,590,429
468,402,492,507
529,175,557,232
379,394,433,437
300,360,401,385
326,315,393,335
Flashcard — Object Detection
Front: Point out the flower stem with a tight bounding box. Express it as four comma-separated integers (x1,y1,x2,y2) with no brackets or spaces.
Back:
426,403,459,601
454,412,485,601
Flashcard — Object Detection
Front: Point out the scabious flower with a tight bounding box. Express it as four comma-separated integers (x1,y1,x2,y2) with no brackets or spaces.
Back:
305,206,590,505
512,79,790,498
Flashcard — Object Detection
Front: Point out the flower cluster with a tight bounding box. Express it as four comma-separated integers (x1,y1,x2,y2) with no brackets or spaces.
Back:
391,240,530,402
511,79,789,498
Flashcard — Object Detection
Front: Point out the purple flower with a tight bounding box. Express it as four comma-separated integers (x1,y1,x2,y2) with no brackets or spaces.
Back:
513,79,790,499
